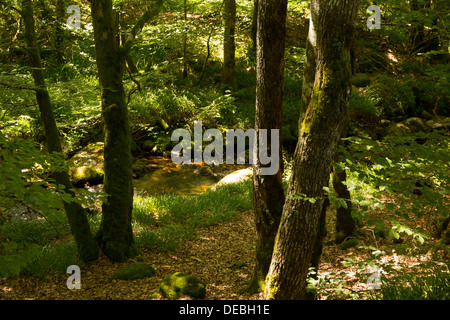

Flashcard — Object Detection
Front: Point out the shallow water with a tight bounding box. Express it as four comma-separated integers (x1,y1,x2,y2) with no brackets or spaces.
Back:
133,157,247,196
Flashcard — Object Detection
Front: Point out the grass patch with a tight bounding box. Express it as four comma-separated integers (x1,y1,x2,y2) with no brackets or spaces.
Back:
21,241,80,279
133,179,253,251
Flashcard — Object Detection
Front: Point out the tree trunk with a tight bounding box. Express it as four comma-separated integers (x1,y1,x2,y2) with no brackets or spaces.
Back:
305,196,328,300
222,0,236,89
91,0,135,262
249,0,287,293
250,0,258,52
53,0,66,65
182,0,188,78
265,0,359,300
21,0,98,262
333,138,356,244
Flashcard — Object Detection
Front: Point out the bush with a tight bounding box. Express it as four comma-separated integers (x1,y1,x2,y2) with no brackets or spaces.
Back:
366,74,415,121
348,90,378,125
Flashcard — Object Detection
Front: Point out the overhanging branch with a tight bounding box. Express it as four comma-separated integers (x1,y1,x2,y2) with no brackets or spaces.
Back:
123,0,163,53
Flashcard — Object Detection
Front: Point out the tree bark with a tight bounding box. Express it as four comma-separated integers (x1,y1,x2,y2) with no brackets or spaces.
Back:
91,0,134,262
265,0,359,300
91,0,161,262
333,138,356,244
53,0,66,65
21,0,98,262
249,0,287,293
222,0,236,89
182,0,188,78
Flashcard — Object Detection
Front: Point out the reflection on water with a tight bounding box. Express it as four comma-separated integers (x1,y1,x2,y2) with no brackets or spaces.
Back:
133,157,247,196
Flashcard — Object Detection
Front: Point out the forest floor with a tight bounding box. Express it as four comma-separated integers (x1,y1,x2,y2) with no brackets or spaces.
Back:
0,207,447,300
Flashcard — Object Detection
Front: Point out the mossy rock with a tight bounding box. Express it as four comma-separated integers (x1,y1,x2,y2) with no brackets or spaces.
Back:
340,238,359,250
111,262,156,280
132,159,151,178
142,139,155,151
69,142,104,187
160,272,206,299
194,165,215,176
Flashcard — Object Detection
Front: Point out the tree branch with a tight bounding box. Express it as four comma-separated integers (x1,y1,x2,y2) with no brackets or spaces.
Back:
0,0,22,15
123,0,164,53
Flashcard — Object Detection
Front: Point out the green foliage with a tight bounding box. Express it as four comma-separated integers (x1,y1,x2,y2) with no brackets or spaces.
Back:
378,272,449,300
366,74,416,121
403,62,450,116
20,241,80,278
0,133,68,221
0,132,105,278
327,130,449,246
0,241,40,278
348,89,378,124
352,73,371,88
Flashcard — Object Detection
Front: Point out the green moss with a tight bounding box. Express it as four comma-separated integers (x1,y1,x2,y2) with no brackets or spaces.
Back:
111,262,156,280
159,272,206,299
340,238,358,250
132,159,150,178
264,273,279,300
335,231,347,244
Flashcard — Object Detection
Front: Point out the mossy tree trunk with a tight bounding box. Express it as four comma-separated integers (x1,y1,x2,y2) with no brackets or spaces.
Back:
222,0,236,89
21,0,98,262
249,0,287,293
91,0,161,262
264,0,359,300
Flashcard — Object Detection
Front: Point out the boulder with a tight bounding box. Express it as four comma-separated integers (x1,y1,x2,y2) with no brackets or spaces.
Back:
426,117,450,131
111,262,156,280
132,158,151,179
340,238,359,250
211,168,252,190
384,117,432,138
194,165,215,176
160,272,206,299
69,142,104,187
403,117,431,133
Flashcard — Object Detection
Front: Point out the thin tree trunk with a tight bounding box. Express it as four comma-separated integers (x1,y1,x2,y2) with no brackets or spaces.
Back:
53,0,66,65
222,0,236,89
265,0,359,300
248,0,287,293
21,0,98,262
250,0,258,52
333,136,356,244
182,0,188,78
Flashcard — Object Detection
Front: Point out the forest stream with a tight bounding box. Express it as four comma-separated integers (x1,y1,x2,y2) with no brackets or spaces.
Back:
132,157,250,196
132,157,246,196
